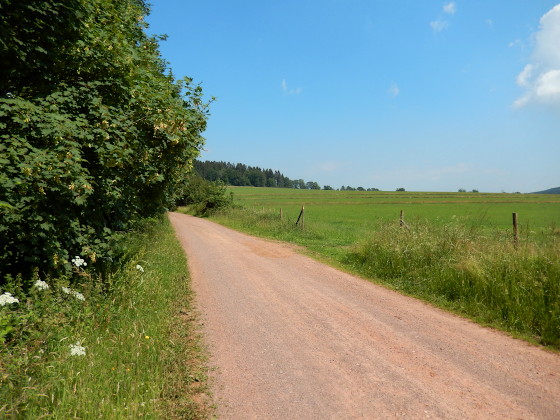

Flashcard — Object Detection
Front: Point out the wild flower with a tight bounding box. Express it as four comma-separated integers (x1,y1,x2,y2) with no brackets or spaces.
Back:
73,291,85,301
136,264,144,273
0,292,19,306
34,279,50,290
62,287,86,301
69,343,86,356
71,256,87,268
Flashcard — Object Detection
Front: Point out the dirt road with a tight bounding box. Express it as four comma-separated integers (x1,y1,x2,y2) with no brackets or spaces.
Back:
169,212,560,420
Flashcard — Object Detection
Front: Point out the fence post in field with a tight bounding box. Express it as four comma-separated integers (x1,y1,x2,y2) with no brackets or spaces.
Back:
296,205,305,230
280,208,283,220
400,210,410,230
513,212,519,247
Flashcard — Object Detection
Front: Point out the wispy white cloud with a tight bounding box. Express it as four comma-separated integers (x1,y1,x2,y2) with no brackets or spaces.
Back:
315,161,351,173
514,5,560,109
430,2,457,32
388,82,400,97
443,2,456,15
509,39,522,48
516,64,533,87
370,163,471,182
281,79,302,95
430,19,449,32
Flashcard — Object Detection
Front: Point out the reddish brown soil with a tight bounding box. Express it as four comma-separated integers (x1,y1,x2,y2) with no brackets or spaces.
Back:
169,212,560,420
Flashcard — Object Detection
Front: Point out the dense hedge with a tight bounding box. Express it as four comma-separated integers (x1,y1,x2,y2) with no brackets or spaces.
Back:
0,0,209,280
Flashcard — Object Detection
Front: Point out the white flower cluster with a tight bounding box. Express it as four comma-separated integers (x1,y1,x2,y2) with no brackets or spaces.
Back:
136,264,144,273
34,279,50,291
69,343,86,356
62,287,85,301
0,292,19,306
71,256,87,268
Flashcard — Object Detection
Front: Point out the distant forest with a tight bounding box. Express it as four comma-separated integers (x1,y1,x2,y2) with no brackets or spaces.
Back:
193,160,382,191
193,160,321,189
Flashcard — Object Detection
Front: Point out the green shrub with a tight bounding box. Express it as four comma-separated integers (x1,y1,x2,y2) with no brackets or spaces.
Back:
0,0,209,281
176,175,233,216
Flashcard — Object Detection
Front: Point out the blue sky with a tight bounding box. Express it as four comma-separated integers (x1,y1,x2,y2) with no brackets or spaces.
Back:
147,1,560,192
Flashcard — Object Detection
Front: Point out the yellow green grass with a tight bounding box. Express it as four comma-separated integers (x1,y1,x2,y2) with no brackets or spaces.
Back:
208,187,560,348
0,216,211,419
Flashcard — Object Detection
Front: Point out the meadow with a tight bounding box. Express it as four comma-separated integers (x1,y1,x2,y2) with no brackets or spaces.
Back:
209,187,560,348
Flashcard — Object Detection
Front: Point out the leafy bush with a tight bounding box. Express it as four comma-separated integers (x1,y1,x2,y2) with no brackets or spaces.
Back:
176,175,232,216
0,0,209,281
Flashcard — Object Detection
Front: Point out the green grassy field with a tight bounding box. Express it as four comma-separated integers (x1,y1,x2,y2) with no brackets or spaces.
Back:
208,187,560,348
229,186,560,228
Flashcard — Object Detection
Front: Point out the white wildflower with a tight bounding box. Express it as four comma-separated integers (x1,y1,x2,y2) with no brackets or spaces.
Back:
34,279,50,291
61,287,85,301
0,292,19,306
71,256,87,268
69,343,86,356
73,291,85,301
135,264,144,273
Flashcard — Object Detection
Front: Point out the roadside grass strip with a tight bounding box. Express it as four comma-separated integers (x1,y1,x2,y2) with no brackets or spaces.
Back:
0,216,211,419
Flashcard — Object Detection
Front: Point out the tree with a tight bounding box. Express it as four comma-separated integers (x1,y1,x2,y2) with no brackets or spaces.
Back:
0,0,209,280
247,169,266,187
323,185,334,190
396,188,406,192
306,181,320,190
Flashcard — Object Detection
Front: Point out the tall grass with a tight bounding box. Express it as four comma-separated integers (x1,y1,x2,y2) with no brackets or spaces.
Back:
346,220,560,346
0,216,211,418
210,206,560,348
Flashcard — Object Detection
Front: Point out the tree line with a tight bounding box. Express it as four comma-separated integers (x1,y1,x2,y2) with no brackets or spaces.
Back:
194,160,386,191
194,160,322,189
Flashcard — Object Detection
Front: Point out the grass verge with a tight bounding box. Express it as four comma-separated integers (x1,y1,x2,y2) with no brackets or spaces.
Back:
0,215,212,419
204,206,560,349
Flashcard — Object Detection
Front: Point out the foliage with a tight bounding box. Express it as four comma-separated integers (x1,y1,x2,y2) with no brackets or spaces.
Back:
176,175,233,216
194,160,321,189
0,217,212,418
0,0,209,280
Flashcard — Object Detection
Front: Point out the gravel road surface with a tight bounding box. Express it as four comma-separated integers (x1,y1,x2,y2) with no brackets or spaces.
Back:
169,212,560,420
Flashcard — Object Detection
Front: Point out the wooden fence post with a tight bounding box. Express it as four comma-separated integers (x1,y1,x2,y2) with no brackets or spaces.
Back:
295,205,305,230
513,212,519,247
400,210,404,227
280,208,283,220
